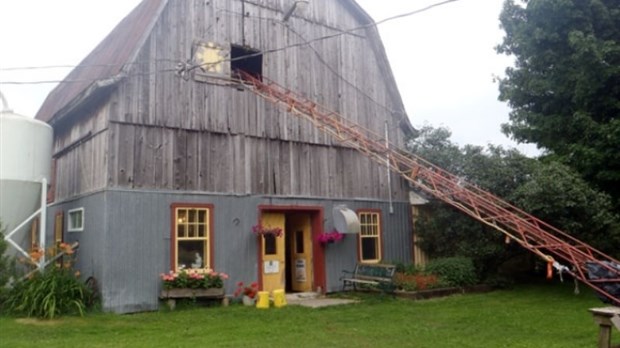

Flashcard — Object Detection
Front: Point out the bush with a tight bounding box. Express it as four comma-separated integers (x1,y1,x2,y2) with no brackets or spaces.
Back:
0,222,16,304
426,257,478,287
3,242,92,319
4,267,91,319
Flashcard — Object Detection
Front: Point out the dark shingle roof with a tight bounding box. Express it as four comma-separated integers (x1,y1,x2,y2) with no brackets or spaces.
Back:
36,0,167,123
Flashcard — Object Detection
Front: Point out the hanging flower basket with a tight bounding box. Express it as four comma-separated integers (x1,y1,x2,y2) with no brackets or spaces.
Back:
252,224,283,238
317,230,345,245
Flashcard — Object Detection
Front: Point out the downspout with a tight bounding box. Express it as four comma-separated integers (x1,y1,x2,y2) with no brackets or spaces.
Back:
385,121,393,214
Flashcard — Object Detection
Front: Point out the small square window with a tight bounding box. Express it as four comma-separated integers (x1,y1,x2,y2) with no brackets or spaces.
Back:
68,208,84,232
231,45,262,81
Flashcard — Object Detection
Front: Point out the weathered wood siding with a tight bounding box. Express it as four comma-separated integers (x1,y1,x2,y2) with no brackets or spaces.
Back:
106,122,407,199
52,102,110,201
53,0,410,201
105,0,408,199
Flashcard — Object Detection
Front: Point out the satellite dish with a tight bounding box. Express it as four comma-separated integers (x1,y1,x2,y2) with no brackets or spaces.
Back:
332,205,360,234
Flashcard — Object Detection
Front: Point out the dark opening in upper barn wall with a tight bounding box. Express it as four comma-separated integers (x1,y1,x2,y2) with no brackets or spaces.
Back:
231,45,262,81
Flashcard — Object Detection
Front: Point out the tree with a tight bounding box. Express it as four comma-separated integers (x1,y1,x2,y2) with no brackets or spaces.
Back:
496,0,620,207
408,126,620,279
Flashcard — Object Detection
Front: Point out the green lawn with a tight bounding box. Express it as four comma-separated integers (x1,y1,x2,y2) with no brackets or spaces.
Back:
0,280,614,347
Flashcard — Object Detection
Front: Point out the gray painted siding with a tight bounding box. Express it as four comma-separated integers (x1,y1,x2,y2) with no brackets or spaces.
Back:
45,192,108,304
49,188,411,313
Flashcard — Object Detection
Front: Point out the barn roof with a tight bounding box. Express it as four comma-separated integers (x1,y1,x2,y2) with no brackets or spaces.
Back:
36,0,412,134
35,0,168,123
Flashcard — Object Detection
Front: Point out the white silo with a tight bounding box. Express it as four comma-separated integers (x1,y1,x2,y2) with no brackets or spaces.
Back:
0,91,53,266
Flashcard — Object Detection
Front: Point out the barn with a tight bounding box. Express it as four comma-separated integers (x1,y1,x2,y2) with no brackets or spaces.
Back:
37,0,420,313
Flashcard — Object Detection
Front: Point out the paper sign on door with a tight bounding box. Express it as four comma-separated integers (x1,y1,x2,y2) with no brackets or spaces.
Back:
295,259,306,282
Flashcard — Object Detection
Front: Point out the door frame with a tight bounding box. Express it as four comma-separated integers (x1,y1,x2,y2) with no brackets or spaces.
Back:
257,205,325,292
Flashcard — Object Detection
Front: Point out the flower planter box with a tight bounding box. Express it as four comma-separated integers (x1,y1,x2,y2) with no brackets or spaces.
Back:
160,288,226,310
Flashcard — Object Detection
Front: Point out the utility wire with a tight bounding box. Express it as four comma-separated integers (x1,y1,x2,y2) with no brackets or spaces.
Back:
0,59,180,72
188,0,461,71
217,8,399,116
0,0,460,85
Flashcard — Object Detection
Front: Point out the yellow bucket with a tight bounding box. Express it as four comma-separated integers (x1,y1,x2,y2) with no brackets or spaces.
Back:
273,289,287,308
256,291,270,309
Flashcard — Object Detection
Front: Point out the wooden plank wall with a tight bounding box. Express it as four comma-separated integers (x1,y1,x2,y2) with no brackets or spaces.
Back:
111,0,404,143
55,0,410,201
53,102,110,201
106,121,407,200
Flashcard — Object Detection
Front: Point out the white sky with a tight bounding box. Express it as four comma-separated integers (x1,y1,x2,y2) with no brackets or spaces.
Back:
0,0,540,156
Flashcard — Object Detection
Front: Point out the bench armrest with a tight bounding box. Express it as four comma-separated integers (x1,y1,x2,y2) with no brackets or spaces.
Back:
340,269,355,280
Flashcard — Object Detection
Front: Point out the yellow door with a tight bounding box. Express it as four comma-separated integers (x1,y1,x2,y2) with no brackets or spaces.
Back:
289,214,313,292
261,213,286,293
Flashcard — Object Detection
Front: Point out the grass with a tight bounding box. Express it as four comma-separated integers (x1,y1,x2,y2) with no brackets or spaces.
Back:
0,280,614,347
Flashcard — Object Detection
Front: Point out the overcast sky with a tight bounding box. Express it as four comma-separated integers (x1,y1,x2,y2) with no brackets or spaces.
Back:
0,0,539,156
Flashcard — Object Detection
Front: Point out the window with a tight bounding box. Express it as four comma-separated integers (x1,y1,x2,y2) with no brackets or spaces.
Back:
67,208,84,232
230,45,262,81
192,41,226,81
173,206,212,271
358,211,382,263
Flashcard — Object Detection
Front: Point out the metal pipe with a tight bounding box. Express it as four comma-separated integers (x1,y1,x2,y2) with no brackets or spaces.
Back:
39,177,47,271
385,121,393,214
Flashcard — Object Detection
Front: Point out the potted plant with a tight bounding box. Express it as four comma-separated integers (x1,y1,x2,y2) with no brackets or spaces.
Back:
159,268,228,299
233,281,259,306
252,224,283,238
317,230,345,245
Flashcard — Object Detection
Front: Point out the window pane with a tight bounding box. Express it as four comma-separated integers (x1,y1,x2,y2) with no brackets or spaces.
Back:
198,224,205,237
360,214,367,224
295,230,304,254
264,234,277,255
178,225,186,238
178,209,187,224
177,240,205,269
361,237,377,261
189,209,196,223
198,210,206,223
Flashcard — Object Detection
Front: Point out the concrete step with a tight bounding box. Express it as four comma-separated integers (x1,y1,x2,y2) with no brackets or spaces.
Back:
285,292,320,301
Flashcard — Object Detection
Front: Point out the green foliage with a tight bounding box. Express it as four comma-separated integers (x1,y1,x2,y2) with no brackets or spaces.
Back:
3,266,91,319
511,161,620,257
425,257,478,287
497,0,620,207
0,221,16,303
409,125,620,278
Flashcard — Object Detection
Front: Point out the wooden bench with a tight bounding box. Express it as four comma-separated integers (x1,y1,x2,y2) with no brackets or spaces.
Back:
341,263,397,293
160,288,226,310
589,306,620,348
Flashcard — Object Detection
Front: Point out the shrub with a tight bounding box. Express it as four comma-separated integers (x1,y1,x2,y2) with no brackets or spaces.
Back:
426,257,478,287
0,222,17,304
3,242,91,319
4,267,91,319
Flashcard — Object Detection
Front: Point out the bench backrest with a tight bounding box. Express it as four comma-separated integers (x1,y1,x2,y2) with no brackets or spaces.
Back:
354,264,396,281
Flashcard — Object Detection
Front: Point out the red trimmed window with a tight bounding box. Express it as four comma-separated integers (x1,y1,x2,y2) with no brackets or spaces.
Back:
357,211,382,263
172,205,213,271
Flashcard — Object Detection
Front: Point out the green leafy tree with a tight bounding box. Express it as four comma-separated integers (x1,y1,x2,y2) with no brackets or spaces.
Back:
409,126,620,279
511,161,620,258
497,0,620,207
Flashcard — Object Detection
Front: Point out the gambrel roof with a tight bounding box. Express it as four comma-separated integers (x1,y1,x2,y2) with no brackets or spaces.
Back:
36,0,412,134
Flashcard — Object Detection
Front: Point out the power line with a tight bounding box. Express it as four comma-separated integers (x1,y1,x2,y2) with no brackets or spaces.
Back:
188,0,461,71
0,59,179,72
0,0,460,85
